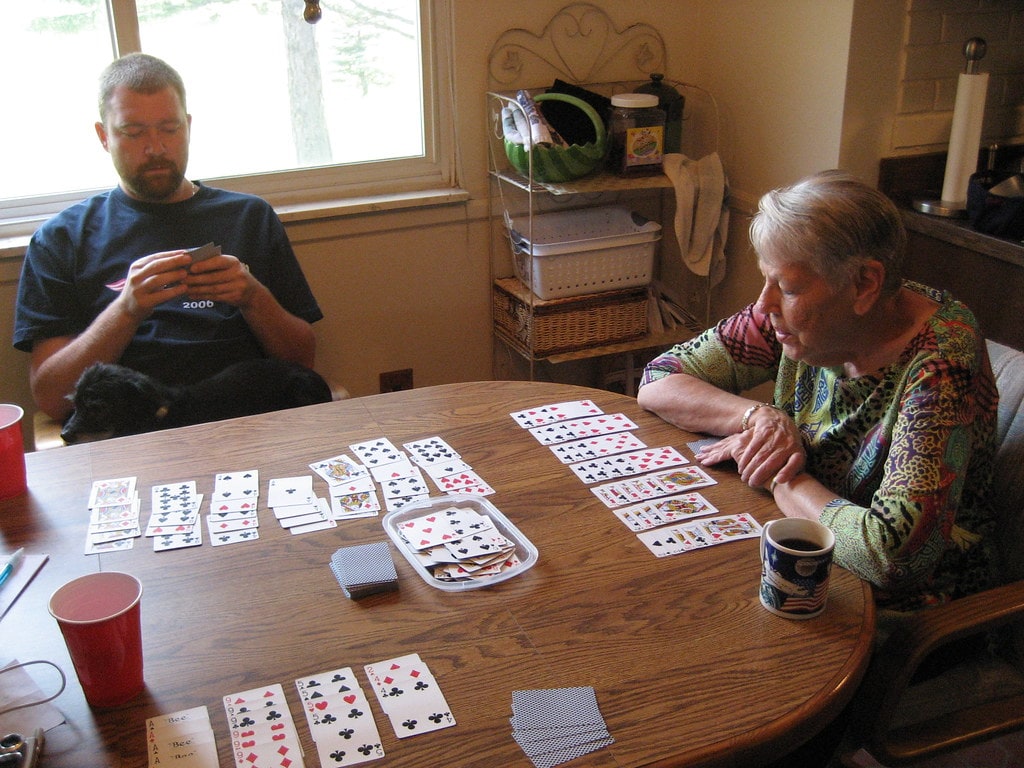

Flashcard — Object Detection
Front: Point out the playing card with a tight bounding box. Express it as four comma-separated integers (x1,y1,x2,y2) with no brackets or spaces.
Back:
146,706,218,768
434,469,495,496
267,475,315,508
591,465,717,508
379,468,430,499
330,490,381,519
213,470,260,501
153,529,203,552
88,477,137,508
295,668,384,766
549,432,648,463
570,446,689,484
223,683,305,768
402,436,461,466
510,686,614,768
84,537,134,555
187,242,220,264
349,438,404,468
151,482,199,514
369,458,418,484
210,529,260,547
636,513,762,557
310,455,370,487
364,653,455,738
510,399,603,428
528,413,639,445
613,493,719,531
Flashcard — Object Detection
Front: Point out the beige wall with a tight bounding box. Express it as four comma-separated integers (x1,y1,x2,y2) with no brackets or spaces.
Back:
7,0,1019,449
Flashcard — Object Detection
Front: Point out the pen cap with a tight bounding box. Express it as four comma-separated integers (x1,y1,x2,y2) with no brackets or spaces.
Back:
0,405,26,500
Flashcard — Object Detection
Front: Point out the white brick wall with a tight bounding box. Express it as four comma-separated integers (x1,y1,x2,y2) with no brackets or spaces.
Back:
894,0,1024,154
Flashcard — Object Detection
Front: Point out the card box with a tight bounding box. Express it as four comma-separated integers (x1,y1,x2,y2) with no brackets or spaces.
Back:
382,495,538,592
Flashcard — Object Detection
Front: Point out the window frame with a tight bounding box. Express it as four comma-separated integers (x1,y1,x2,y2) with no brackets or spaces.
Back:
0,0,459,240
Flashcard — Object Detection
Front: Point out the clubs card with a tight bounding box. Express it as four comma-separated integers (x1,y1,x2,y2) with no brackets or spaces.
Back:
364,653,455,738
349,438,405,468
379,468,430,499
549,432,648,463
636,513,762,556
568,446,689,484
528,413,639,445
402,436,461,467
267,475,315,508
591,465,717,508
213,470,260,501
613,493,720,531
210,529,260,547
510,399,604,428
295,667,384,765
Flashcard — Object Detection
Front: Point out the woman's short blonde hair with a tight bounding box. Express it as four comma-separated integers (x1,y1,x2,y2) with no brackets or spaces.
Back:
749,170,907,294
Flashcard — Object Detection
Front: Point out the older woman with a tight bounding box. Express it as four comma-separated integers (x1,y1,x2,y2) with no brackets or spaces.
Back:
637,170,999,612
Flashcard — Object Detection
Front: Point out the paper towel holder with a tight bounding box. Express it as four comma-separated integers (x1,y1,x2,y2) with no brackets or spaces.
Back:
913,37,988,218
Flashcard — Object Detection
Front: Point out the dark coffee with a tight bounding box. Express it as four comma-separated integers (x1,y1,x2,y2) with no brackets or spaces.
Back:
776,537,821,552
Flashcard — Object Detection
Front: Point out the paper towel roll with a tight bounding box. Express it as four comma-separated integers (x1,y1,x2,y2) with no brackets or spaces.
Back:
940,71,989,206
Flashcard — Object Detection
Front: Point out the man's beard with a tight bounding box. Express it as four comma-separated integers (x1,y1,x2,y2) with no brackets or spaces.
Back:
125,161,186,201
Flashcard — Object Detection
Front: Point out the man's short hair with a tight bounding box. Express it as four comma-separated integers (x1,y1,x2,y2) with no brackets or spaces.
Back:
98,53,187,123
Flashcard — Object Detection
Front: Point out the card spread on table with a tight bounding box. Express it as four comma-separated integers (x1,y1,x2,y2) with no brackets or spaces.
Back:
146,706,218,768
223,683,306,768
295,667,384,766
613,493,720,532
568,445,689,484
364,653,455,738
510,686,614,768
591,465,717,508
548,432,647,463
528,413,640,445
510,399,604,428
636,513,762,556
85,477,140,554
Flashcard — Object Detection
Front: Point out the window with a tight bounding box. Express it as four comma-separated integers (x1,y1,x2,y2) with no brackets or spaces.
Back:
1,0,455,237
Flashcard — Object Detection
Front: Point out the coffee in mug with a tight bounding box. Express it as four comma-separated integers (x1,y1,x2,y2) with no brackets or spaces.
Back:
759,518,835,619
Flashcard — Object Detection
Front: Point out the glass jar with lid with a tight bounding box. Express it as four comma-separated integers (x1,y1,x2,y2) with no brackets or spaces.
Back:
607,93,665,176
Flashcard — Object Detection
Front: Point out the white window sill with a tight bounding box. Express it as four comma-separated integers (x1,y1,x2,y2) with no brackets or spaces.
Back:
0,186,472,260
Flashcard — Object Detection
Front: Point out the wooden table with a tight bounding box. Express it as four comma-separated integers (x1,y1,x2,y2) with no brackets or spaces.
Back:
0,381,875,768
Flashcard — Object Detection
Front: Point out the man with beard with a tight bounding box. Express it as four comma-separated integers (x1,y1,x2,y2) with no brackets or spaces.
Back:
14,53,322,422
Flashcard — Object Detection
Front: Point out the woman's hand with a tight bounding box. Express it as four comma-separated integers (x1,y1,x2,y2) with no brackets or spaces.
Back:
695,406,805,488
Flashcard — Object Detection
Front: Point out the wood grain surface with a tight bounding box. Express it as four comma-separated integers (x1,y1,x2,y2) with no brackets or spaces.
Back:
0,381,874,768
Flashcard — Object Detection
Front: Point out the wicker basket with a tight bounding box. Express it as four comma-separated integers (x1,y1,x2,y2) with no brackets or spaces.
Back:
493,277,648,358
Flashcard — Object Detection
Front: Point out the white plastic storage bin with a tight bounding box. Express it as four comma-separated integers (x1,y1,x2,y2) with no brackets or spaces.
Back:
507,206,661,300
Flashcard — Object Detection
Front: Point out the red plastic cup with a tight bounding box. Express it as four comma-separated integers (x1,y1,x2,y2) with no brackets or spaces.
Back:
48,572,144,707
0,404,26,500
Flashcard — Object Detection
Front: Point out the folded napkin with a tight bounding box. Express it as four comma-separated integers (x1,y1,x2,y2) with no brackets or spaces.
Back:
662,151,729,286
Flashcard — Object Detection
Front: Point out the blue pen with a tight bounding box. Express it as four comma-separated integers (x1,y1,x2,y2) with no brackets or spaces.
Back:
0,548,24,589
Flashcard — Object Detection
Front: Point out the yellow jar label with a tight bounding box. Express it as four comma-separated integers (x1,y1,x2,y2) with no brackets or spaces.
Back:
625,125,664,166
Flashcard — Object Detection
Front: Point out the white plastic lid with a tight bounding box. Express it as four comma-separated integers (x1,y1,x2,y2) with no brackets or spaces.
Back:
611,92,659,108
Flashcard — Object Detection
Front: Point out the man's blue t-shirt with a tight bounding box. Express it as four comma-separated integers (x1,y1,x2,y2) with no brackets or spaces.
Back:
14,184,323,386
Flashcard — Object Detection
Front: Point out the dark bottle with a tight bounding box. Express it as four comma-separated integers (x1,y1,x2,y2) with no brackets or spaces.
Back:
637,73,684,154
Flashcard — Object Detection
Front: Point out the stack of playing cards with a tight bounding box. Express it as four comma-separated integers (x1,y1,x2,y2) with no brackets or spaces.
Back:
207,470,260,546
146,706,218,768
510,686,614,768
310,453,383,520
387,501,530,586
364,653,455,738
268,475,337,534
85,476,140,554
295,667,384,767
330,542,399,599
223,683,305,768
145,481,204,551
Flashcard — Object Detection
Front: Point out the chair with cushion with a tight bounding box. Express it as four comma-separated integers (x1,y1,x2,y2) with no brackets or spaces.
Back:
844,339,1024,765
